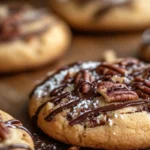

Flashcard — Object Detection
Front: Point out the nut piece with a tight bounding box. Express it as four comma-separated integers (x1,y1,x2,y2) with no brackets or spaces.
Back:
0,118,10,140
118,57,139,66
103,49,117,63
96,63,126,76
63,72,72,82
98,81,138,102
142,67,150,79
74,70,95,94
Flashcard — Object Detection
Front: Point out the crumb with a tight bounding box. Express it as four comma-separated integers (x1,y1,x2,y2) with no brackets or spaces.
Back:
103,49,117,63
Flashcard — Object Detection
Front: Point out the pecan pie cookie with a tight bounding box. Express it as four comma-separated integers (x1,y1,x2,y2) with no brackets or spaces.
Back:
29,58,150,150
0,4,71,73
139,29,150,62
49,0,150,31
0,110,34,150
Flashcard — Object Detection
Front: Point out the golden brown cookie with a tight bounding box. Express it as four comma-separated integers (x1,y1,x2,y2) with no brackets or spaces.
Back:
29,58,150,149
49,0,150,32
0,4,71,73
0,110,34,150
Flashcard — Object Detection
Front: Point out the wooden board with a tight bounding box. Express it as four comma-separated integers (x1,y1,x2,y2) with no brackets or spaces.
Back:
0,31,144,149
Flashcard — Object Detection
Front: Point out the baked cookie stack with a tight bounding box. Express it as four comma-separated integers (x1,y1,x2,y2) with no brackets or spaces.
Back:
29,57,150,150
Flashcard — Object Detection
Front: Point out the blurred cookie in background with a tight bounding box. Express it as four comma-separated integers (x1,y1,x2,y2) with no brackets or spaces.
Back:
0,3,71,73
29,57,150,150
139,29,150,62
49,0,150,32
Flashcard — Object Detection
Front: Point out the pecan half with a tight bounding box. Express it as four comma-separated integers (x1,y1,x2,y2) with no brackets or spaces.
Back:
98,81,138,102
74,70,95,94
133,78,150,98
96,63,126,76
0,118,10,140
118,57,139,66
142,67,150,80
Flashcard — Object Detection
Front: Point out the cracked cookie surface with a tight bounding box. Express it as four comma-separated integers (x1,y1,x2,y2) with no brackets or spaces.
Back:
29,58,150,149
0,110,34,150
0,3,71,73
49,0,150,31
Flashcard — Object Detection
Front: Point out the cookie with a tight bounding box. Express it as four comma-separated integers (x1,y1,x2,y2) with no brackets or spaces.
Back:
49,0,150,31
139,29,150,62
29,57,150,149
0,110,34,150
0,4,71,73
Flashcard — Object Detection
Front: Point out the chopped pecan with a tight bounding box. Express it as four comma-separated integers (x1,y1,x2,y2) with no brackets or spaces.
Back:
136,90,149,99
62,72,73,84
132,79,150,98
142,67,150,79
118,58,139,66
74,72,82,85
64,72,71,82
96,63,126,76
0,118,10,140
103,50,117,63
74,70,95,94
97,81,138,102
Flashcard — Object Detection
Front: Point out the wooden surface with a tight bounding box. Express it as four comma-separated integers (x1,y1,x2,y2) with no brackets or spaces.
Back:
0,32,144,149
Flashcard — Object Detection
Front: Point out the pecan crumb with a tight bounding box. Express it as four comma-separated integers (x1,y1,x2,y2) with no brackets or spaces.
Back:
103,49,117,63
98,81,138,102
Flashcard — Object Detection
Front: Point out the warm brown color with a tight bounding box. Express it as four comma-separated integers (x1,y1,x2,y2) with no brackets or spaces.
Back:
0,32,145,150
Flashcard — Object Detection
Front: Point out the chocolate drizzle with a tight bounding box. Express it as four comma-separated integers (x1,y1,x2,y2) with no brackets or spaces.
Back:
0,117,32,150
69,99,150,125
0,4,51,42
4,119,32,137
74,0,132,18
45,98,81,122
30,58,150,128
